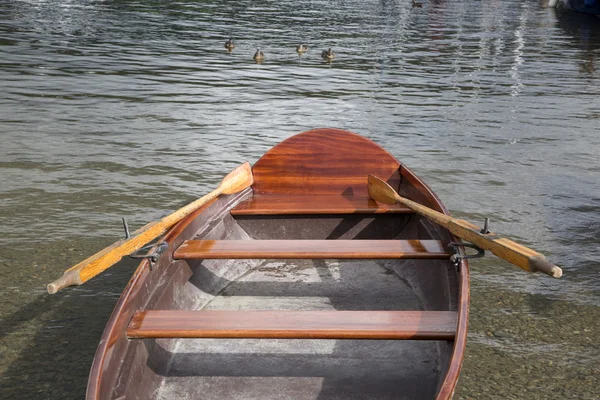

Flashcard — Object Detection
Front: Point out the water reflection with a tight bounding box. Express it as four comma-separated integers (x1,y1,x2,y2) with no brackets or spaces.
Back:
510,4,527,97
555,9,600,73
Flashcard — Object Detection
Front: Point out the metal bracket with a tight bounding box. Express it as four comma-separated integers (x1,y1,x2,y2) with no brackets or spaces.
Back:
122,217,131,239
481,217,490,234
448,218,490,265
122,217,167,271
448,242,485,265
129,242,169,271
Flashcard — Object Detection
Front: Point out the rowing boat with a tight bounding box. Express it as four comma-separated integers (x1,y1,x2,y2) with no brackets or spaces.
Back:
87,128,469,399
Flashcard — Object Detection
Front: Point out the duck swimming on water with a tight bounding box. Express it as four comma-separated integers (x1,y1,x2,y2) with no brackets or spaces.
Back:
225,38,235,50
321,48,334,60
296,44,308,54
253,48,265,62
411,0,423,7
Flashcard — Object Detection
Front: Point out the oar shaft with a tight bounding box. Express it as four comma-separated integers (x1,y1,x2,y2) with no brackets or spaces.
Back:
47,188,224,294
391,194,453,227
47,162,254,294
372,176,562,278
446,220,562,278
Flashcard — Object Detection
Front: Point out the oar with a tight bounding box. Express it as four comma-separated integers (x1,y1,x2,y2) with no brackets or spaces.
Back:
47,162,254,294
368,175,562,278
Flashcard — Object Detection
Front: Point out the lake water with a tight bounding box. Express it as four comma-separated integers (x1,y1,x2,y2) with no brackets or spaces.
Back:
1,0,599,398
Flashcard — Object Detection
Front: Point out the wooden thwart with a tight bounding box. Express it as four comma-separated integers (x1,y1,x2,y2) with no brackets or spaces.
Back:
231,194,414,215
173,239,451,260
127,310,457,340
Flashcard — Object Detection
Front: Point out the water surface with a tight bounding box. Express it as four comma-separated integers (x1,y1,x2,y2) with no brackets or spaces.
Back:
1,0,599,398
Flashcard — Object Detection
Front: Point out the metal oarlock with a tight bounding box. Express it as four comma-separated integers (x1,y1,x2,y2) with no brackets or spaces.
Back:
129,242,168,271
449,218,489,265
122,217,167,270
481,217,490,234
122,217,131,239
448,242,485,265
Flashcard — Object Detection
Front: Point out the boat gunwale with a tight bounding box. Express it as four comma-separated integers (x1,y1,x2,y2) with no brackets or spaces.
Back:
378,145,470,400
383,144,470,400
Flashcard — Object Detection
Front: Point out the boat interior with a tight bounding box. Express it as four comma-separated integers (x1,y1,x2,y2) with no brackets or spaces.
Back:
90,130,466,400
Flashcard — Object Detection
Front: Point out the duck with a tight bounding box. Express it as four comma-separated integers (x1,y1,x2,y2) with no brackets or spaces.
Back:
253,48,265,62
224,38,235,50
321,48,334,60
411,0,423,7
296,44,308,54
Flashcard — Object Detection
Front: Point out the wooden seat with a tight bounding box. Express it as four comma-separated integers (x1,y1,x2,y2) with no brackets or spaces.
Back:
231,194,414,216
127,310,457,340
173,240,451,260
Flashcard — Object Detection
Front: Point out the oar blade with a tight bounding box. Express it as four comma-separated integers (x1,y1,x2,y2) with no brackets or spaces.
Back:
220,162,254,194
368,174,399,205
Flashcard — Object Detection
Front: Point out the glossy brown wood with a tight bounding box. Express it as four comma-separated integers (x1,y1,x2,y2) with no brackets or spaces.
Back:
127,310,458,340
87,129,470,400
231,194,414,215
251,128,402,195
174,239,451,260
436,251,470,399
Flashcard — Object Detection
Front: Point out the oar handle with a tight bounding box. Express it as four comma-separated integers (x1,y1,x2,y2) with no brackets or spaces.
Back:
529,256,563,278
447,220,563,278
46,220,172,294
47,270,81,294
366,174,562,278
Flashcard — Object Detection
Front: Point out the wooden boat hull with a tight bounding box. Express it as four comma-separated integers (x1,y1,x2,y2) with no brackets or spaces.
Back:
87,129,469,399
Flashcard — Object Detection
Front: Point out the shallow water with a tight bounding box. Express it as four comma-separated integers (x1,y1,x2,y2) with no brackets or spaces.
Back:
1,0,599,398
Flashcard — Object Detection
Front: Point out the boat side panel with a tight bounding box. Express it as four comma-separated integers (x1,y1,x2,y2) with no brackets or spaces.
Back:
436,260,469,399
87,189,252,400
397,164,447,214
397,171,469,399
111,213,259,398
397,166,470,399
